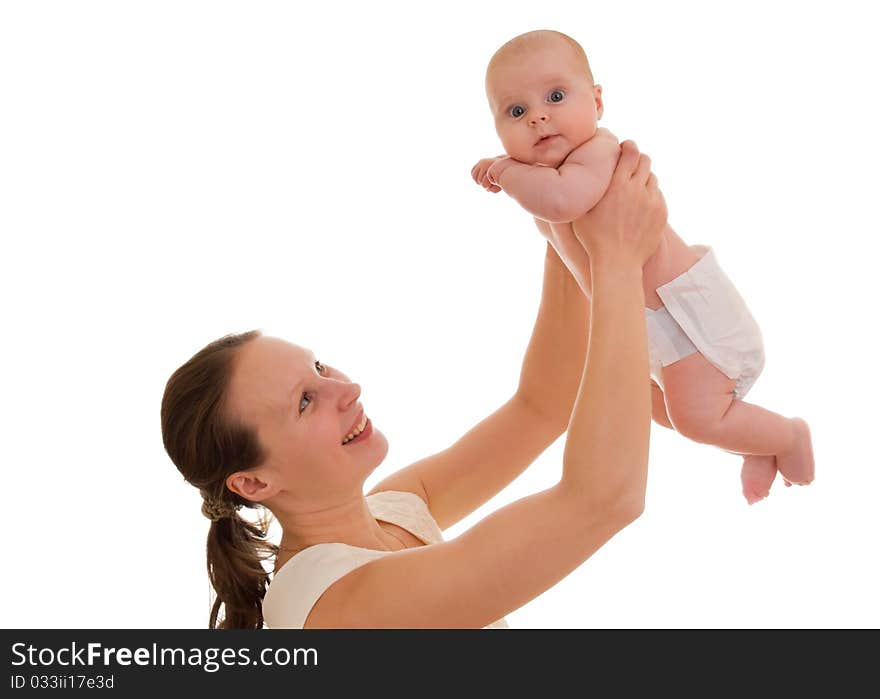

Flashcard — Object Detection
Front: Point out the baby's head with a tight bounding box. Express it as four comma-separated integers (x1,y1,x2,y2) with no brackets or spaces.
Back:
485,30,603,167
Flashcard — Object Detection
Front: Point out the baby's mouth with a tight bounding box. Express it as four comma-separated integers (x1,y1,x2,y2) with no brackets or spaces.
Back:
535,134,559,146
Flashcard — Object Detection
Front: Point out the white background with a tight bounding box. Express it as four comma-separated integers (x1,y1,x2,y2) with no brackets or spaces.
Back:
1,1,877,628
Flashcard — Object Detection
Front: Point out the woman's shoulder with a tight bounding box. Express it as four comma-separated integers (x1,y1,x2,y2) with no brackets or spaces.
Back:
263,491,442,629
263,542,393,628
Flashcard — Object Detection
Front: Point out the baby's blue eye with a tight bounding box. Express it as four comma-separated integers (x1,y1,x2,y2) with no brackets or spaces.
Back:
548,89,565,103
509,105,525,118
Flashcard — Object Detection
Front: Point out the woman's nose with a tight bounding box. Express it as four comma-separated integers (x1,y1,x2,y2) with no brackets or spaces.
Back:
338,381,361,407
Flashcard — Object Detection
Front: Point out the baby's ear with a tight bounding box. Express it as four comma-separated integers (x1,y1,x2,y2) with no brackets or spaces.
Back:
594,84,604,120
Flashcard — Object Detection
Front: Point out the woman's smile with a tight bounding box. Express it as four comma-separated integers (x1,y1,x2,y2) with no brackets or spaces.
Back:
342,416,373,446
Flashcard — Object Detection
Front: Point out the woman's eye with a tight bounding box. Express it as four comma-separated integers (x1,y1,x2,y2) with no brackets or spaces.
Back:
548,89,565,103
509,105,525,118
299,361,327,413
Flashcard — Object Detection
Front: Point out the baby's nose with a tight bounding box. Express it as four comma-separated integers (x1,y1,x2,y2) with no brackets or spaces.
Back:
529,113,549,126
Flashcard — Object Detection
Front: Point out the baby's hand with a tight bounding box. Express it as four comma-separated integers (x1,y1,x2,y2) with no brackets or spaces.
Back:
486,156,516,186
471,157,503,193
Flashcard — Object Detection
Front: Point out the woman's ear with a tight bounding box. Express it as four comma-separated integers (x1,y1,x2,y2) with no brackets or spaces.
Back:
226,470,277,504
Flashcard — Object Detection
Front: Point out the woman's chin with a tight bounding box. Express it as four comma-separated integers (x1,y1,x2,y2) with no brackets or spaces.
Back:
344,428,389,466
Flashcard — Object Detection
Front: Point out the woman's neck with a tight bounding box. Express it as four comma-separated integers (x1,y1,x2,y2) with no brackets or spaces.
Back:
273,491,397,558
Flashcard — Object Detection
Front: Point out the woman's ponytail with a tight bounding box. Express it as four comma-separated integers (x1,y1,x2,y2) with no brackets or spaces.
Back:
161,330,280,629
205,508,278,629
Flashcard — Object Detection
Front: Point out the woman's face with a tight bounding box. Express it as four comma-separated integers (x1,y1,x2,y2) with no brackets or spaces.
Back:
224,336,388,504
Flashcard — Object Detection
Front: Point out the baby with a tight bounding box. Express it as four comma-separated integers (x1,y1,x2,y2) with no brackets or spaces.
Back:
472,30,814,503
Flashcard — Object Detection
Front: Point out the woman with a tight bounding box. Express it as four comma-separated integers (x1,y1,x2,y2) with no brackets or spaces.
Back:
161,141,666,628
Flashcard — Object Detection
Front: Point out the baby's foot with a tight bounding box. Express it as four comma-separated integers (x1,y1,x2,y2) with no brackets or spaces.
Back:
741,454,777,505
776,418,815,486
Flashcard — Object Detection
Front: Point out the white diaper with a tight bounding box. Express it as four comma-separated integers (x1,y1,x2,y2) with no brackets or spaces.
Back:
645,245,765,400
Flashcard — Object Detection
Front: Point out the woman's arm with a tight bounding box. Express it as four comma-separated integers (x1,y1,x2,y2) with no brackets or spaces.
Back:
308,142,666,628
515,241,590,428
367,238,590,530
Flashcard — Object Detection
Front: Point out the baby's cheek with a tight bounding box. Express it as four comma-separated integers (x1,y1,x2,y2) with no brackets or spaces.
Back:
573,118,598,144
510,143,539,165
497,130,529,164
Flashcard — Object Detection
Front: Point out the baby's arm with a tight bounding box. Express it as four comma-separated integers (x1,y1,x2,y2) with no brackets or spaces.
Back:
489,129,621,224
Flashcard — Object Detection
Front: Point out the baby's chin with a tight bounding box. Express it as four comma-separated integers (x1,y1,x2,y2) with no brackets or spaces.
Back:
534,156,566,168
510,152,564,168
513,144,572,169
531,152,569,168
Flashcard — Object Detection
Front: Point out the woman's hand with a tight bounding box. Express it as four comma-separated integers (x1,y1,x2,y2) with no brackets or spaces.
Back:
570,140,667,268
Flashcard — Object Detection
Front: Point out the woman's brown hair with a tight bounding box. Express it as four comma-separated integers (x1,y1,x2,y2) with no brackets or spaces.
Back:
160,330,279,629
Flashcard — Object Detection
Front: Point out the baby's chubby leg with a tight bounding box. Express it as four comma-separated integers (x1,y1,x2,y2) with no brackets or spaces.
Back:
661,353,814,486
653,379,780,503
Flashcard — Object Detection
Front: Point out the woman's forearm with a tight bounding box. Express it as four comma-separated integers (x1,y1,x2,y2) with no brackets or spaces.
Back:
516,242,590,432
561,258,651,510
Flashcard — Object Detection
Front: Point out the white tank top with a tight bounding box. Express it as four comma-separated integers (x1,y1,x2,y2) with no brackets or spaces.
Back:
262,490,509,629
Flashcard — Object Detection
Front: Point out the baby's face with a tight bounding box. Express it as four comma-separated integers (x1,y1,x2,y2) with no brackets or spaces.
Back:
486,44,603,167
